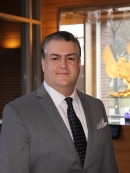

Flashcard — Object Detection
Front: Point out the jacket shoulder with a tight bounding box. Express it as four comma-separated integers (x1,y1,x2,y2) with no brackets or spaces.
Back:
77,90,101,103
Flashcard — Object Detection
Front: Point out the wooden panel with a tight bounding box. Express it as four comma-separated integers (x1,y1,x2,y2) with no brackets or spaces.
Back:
43,0,66,5
114,150,130,160
42,5,57,13
43,0,91,5
113,141,130,150
116,160,130,173
112,125,130,173
42,0,130,7
42,12,56,21
91,0,130,6
42,28,57,39
42,20,57,29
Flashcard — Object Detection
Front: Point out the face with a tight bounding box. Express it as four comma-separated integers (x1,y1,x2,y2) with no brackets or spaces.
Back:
41,40,80,96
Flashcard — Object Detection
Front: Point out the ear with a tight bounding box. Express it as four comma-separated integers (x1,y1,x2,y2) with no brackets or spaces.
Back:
41,58,46,72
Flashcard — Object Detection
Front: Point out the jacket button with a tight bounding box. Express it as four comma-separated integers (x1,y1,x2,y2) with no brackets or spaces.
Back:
83,169,87,173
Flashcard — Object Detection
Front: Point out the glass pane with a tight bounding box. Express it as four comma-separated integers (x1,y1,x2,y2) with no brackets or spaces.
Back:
0,0,28,17
59,7,130,124
99,8,130,124
0,19,22,119
32,0,40,20
85,7,130,124
59,12,85,92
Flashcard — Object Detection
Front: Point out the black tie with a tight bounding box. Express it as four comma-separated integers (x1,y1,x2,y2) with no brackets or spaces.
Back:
65,97,87,167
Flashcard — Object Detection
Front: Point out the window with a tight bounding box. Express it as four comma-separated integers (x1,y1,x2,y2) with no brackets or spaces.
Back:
0,0,42,119
59,6,130,124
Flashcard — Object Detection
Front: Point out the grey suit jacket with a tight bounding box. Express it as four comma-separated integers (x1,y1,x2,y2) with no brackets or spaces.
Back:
0,85,118,173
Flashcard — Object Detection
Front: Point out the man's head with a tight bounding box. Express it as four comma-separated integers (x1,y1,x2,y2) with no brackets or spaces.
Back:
41,31,81,59
41,31,81,96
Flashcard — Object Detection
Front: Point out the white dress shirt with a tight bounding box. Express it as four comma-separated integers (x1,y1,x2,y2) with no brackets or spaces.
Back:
44,81,88,141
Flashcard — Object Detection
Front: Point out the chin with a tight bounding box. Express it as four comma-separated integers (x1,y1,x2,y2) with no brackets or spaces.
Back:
58,83,69,87
56,81,70,87
58,81,75,88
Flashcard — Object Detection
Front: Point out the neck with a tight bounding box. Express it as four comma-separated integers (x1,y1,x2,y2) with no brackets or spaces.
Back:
54,86,75,97
44,81,75,97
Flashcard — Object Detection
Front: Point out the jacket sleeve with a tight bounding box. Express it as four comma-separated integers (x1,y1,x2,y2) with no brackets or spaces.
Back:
0,103,30,173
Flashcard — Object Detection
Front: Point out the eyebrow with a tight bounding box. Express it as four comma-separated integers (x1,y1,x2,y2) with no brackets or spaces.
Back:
50,53,77,56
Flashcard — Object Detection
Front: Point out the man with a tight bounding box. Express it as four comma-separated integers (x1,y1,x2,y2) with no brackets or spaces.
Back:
0,31,118,173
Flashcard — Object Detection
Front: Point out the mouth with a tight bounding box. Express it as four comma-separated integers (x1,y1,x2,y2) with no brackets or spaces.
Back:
57,73,69,75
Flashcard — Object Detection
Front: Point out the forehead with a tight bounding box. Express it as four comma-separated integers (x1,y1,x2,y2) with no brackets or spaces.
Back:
45,40,79,55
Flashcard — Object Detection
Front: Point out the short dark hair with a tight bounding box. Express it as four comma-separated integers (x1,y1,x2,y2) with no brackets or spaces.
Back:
41,31,81,59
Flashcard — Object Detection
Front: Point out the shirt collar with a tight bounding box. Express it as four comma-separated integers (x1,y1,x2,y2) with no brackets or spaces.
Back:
43,81,80,107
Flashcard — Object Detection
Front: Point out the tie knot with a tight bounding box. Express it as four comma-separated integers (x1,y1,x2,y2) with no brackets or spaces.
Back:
65,97,73,107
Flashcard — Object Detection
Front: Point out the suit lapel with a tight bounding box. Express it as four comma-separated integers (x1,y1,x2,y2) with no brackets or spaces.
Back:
37,85,81,164
77,91,95,167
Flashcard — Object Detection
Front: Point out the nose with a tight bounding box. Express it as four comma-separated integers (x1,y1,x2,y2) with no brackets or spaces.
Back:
59,58,67,68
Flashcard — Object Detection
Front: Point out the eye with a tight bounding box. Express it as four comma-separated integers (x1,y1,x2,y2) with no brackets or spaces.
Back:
51,56,59,61
52,57,58,60
67,57,75,61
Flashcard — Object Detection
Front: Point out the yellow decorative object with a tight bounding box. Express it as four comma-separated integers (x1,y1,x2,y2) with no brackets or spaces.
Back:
103,43,130,97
